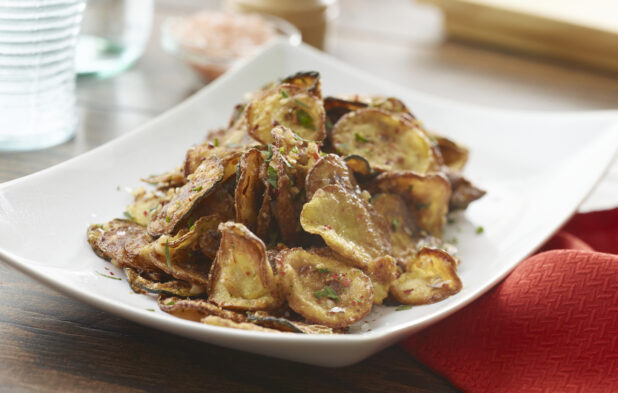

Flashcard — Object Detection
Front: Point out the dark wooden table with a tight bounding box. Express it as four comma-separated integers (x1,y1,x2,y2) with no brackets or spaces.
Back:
1,1,617,391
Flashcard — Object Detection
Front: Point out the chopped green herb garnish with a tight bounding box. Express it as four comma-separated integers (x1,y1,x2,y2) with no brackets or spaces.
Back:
449,237,459,245
396,305,412,311
476,226,484,234
192,185,202,192
146,308,155,312
317,268,330,274
355,133,370,143
265,145,273,163
415,202,430,210
165,239,172,271
279,146,285,154
314,285,340,301
408,184,414,192
123,211,133,220
447,216,456,224
214,138,219,147
280,154,293,168
291,146,299,154
281,89,289,98
325,118,334,130
391,218,400,232
267,166,278,188
294,99,309,108
320,151,327,156
116,186,120,191
296,109,316,130
166,300,175,306
226,143,242,148
165,215,170,223
96,271,121,281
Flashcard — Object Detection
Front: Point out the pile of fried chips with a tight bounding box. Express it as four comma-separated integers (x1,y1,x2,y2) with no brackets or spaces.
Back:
88,72,484,334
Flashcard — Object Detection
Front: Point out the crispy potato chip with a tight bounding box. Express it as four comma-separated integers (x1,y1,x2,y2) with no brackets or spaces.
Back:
184,143,243,178
208,222,282,310
246,311,336,334
390,248,462,305
366,255,398,305
246,84,326,144
371,193,417,257
141,167,186,190
433,135,469,171
344,155,372,177
372,171,452,236
234,148,265,232
87,219,154,271
158,296,246,323
300,184,391,269
445,169,486,211
305,154,359,201
125,188,171,227
148,157,224,237
124,267,202,297
331,108,439,173
271,157,303,245
201,315,282,333
324,96,367,127
278,248,374,328
281,71,322,98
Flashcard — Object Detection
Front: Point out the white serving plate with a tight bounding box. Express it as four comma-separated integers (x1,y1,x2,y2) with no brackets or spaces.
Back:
1,41,617,367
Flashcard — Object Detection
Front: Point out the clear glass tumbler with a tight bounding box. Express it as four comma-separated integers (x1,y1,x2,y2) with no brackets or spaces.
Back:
75,0,153,78
0,0,85,151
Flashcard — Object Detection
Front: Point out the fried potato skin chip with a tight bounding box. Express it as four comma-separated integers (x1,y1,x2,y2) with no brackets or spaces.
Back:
305,154,359,201
279,248,374,328
390,248,462,305
331,108,439,172
158,296,246,323
371,193,417,258
87,219,154,271
148,156,224,237
124,267,203,297
246,84,326,145
445,169,486,211
201,315,282,333
300,184,391,269
281,71,322,98
234,148,265,231
372,171,452,237
208,222,282,310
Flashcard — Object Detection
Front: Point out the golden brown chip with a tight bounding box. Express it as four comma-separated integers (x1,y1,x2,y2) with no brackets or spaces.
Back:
184,143,243,179
208,222,282,310
124,267,202,297
331,108,439,173
365,255,398,305
278,248,374,328
305,154,359,201
372,171,452,236
281,71,322,98
234,149,265,231
390,248,462,305
344,155,372,177
158,296,246,323
324,96,368,127
87,219,154,271
148,157,224,237
245,84,326,144
246,311,336,334
371,193,417,257
125,188,172,227
141,167,186,190
201,315,282,333
432,134,468,170
300,184,391,270
445,169,486,211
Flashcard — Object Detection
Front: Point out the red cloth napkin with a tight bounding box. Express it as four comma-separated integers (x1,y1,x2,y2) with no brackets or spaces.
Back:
402,208,618,393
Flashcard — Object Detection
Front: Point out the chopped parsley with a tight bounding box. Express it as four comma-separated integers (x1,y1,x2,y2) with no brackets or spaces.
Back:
296,109,316,130
165,239,172,271
267,166,278,188
213,138,219,147
325,118,334,130
415,202,430,210
476,226,484,234
192,185,202,192
391,218,400,232
314,285,340,301
354,133,370,143
96,271,121,281
123,211,134,220
265,145,273,163
279,146,285,154
317,268,330,274
165,215,170,223
291,146,299,154
408,184,414,192
395,305,412,311
447,216,456,224
166,300,175,306
281,89,289,98
146,308,155,312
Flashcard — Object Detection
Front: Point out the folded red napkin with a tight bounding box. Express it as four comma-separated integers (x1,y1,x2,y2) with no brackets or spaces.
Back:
402,208,618,392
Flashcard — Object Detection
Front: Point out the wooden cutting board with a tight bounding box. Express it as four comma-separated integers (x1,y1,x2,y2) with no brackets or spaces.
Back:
420,0,618,73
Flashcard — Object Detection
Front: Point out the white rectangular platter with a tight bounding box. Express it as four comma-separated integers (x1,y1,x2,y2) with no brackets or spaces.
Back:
0,41,616,366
